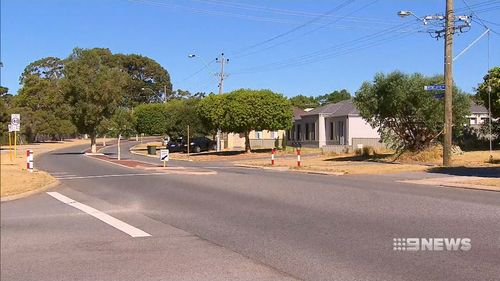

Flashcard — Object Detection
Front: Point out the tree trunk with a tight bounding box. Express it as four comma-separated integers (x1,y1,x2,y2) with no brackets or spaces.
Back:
90,132,97,154
244,131,251,153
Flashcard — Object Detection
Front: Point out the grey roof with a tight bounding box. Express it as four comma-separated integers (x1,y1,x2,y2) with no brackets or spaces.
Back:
470,101,488,114
301,99,359,117
293,107,307,120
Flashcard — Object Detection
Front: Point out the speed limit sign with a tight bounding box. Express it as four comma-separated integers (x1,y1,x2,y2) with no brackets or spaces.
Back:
11,114,20,126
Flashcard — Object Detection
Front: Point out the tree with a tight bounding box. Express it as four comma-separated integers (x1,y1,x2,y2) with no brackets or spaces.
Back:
476,67,500,118
134,103,170,135
14,57,76,142
316,89,351,106
289,94,318,109
115,54,172,107
165,98,209,139
199,89,293,152
62,48,128,153
354,71,470,151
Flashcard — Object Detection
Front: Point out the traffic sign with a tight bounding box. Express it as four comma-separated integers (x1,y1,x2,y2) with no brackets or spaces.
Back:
8,124,20,132
11,114,20,126
160,149,169,161
424,85,445,91
434,93,445,99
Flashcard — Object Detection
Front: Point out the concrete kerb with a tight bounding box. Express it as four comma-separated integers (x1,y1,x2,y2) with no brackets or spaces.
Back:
233,163,345,176
129,145,195,162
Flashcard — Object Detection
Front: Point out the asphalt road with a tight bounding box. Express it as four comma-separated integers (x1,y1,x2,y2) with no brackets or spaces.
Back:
2,141,499,281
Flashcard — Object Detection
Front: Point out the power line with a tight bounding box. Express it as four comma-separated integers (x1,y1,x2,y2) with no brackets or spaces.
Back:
232,0,380,59
231,22,420,75
228,0,355,57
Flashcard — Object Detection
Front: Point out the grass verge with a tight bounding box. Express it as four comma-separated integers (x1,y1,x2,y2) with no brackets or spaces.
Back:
0,139,91,198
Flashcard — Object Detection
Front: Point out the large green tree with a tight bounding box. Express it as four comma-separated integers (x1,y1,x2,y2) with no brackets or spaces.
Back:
316,89,351,106
13,57,76,142
134,103,171,135
115,54,172,107
476,67,500,118
198,89,293,152
62,48,128,153
289,94,318,109
354,71,470,151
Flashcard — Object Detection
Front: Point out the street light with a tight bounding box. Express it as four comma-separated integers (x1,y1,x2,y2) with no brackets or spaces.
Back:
141,87,166,103
188,53,223,152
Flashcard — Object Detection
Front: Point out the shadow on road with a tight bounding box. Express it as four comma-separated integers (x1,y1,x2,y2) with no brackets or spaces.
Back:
428,166,500,178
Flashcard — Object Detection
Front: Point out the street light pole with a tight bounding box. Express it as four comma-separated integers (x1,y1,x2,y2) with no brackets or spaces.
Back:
443,0,454,166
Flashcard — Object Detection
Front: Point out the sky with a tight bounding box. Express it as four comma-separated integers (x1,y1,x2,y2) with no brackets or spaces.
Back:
1,0,499,98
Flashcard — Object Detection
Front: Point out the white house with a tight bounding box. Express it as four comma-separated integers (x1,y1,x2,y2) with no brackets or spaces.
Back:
468,102,489,128
288,100,381,148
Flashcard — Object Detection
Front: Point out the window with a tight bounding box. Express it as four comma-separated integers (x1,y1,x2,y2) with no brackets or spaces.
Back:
311,123,315,140
255,131,263,139
330,122,334,140
480,117,489,124
296,124,301,140
470,118,477,125
270,131,278,139
305,124,310,140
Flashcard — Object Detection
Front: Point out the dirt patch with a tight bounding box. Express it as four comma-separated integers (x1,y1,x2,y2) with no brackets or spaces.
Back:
462,178,500,187
1,139,94,198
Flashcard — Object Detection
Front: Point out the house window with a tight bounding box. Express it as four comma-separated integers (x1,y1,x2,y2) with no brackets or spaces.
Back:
311,123,315,140
470,118,477,125
270,131,278,139
330,122,334,140
305,124,310,140
296,124,301,140
480,117,489,124
255,131,263,139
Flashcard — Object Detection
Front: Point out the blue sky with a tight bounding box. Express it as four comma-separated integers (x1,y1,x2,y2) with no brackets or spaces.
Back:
1,0,499,98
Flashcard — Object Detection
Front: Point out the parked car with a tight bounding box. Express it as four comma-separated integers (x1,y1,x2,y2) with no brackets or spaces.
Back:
166,137,216,153
184,137,217,153
166,138,185,152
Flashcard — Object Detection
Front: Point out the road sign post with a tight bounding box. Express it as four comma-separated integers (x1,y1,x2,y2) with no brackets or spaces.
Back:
160,149,169,167
10,114,21,158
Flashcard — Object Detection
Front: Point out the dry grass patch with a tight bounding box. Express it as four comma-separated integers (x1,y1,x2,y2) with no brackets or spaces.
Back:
462,178,500,187
1,139,91,197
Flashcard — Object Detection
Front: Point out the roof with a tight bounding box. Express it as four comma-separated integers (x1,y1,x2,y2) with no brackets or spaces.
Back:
301,99,359,117
293,107,307,120
470,101,488,114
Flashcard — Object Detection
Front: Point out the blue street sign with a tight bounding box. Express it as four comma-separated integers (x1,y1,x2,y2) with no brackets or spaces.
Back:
424,85,445,91
434,93,445,99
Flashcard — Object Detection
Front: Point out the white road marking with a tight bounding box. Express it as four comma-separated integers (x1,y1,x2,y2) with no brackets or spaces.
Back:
51,172,69,175
55,172,169,180
46,192,151,238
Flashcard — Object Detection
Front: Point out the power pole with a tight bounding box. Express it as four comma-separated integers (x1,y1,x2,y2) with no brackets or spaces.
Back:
398,4,472,167
443,0,454,166
216,53,229,95
215,53,229,152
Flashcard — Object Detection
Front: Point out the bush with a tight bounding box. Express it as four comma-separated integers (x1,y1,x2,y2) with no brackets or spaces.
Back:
355,145,375,157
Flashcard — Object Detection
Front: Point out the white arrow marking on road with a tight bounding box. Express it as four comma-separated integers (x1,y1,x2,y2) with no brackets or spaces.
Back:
47,192,151,238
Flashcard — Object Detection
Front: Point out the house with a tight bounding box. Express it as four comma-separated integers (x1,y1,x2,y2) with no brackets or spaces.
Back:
467,102,489,128
224,130,286,150
288,100,381,149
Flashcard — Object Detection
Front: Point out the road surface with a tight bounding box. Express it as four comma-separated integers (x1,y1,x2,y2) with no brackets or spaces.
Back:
2,141,499,281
